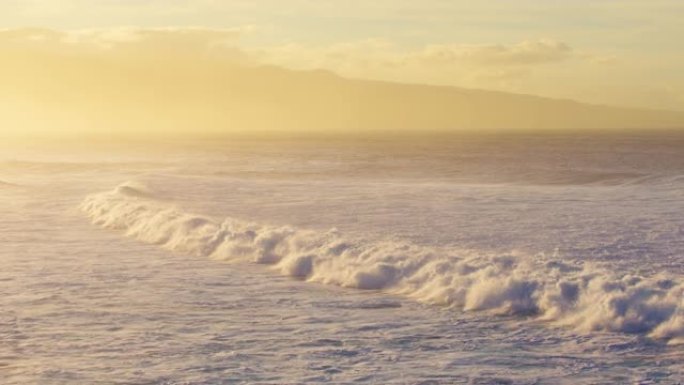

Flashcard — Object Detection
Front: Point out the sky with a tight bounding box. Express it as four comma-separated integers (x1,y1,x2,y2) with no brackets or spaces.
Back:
1,1,683,111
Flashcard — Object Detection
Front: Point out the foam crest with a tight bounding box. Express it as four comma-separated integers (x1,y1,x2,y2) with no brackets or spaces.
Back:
113,181,156,198
0,179,18,187
82,182,683,342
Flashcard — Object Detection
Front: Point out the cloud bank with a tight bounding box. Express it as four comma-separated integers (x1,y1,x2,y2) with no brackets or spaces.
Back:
1,28,683,139
2,1,684,111
254,38,579,92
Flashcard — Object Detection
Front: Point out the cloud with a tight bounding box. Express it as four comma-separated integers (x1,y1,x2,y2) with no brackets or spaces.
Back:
418,39,572,66
256,38,573,69
68,26,241,44
0,26,251,57
0,28,648,105
0,24,681,137
250,38,578,92
0,26,681,140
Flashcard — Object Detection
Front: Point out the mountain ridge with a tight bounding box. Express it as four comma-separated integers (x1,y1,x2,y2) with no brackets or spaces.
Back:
1,45,683,138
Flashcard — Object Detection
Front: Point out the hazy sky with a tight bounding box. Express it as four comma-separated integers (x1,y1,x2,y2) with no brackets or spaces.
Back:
1,0,684,111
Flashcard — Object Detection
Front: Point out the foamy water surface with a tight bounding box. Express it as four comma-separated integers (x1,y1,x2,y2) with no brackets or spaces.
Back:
1,133,683,384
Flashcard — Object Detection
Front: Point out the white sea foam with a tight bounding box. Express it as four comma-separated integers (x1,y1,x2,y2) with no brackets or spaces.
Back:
0,179,17,187
81,182,683,342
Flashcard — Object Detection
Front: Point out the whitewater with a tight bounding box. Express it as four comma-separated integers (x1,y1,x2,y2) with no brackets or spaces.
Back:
2,132,683,384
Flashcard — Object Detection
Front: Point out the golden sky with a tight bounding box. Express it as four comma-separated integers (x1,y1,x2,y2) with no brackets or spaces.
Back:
1,1,684,139
2,1,683,111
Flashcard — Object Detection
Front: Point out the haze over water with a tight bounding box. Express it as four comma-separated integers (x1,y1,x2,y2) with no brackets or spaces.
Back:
1,133,682,384
2,1,684,384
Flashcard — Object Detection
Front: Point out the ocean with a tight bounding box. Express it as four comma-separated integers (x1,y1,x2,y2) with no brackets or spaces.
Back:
1,131,682,384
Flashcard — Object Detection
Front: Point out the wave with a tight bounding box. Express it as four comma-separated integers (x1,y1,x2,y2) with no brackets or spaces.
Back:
81,182,684,343
0,179,19,188
507,170,684,187
111,180,156,198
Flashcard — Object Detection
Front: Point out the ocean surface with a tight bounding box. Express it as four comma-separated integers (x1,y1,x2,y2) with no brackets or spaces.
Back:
1,132,683,384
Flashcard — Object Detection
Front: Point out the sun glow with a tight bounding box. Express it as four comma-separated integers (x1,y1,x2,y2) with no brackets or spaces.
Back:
1,27,683,141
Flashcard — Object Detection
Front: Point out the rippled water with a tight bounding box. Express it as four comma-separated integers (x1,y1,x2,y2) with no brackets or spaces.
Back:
1,132,683,384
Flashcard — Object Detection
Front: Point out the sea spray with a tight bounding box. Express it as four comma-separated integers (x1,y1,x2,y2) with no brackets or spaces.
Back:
82,181,683,343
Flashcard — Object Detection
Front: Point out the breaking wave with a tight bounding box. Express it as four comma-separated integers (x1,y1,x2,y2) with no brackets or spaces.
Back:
0,179,19,188
82,182,683,343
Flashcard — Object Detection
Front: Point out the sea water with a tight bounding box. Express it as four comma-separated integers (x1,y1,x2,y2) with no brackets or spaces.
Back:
1,132,682,384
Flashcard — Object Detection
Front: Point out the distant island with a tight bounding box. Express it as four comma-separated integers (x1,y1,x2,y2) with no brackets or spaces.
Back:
2,30,683,139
